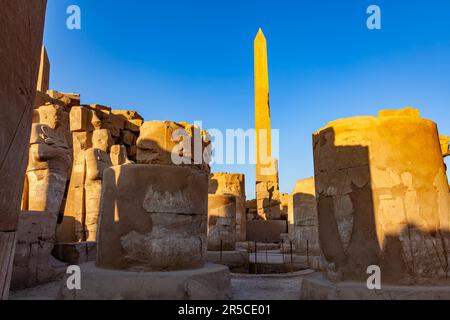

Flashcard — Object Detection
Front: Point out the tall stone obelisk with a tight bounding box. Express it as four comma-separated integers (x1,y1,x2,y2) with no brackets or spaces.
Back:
254,28,280,220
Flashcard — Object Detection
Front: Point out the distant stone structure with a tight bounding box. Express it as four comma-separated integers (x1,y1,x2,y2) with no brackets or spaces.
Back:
209,173,246,241
36,46,50,93
0,0,47,300
288,177,323,269
254,28,281,220
207,194,237,251
314,108,450,284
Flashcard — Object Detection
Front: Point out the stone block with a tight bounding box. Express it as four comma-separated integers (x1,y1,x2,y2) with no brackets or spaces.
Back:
246,220,287,242
59,262,231,300
11,211,62,290
52,242,96,265
97,164,209,271
208,194,236,251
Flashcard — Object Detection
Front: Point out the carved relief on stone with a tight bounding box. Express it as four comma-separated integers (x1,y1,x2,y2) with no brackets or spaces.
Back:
22,104,71,217
314,108,450,284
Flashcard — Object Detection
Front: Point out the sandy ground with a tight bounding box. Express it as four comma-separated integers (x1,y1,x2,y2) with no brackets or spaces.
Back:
9,281,61,300
9,270,315,300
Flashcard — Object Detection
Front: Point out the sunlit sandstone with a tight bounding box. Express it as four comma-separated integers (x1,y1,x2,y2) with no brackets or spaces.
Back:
314,108,450,283
254,28,280,220
0,0,47,299
207,194,237,251
209,173,246,241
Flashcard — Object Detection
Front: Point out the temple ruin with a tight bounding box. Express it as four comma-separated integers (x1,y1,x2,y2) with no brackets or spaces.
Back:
3,3,450,301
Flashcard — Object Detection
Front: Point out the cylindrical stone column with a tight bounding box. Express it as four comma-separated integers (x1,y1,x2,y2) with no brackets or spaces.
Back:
207,194,237,251
313,108,450,283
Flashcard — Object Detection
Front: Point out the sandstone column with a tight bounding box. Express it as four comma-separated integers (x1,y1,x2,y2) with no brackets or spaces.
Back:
314,108,450,283
0,0,47,299
254,28,280,219
289,177,323,268
208,173,247,241
207,194,237,251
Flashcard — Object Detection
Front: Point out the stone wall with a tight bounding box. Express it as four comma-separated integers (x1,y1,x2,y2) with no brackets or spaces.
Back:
11,211,63,290
57,104,140,242
0,0,47,299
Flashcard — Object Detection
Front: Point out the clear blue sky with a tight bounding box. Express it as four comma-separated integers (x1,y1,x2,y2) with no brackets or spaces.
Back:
44,0,450,198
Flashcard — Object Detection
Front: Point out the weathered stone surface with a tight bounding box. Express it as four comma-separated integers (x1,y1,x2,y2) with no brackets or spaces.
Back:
59,103,138,242
439,135,450,158
245,199,258,221
34,90,53,109
137,120,210,173
97,164,209,271
125,119,143,132
289,178,322,262
209,173,247,241
252,27,286,226
301,272,450,300
246,220,287,242
314,108,450,284
111,110,143,121
208,194,237,251
110,144,133,166
254,29,280,220
22,104,72,218
85,104,111,112
137,121,186,165
0,0,47,299
279,192,289,219
83,130,114,241
120,129,136,146
47,90,81,107
57,128,114,242
11,211,64,290
59,262,231,300
52,242,96,265
100,112,126,138
69,106,92,132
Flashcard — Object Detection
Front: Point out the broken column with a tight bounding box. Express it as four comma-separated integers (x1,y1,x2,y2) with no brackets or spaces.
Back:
60,120,230,299
209,173,247,241
0,0,47,300
97,164,209,271
313,108,450,283
289,177,323,269
96,120,211,270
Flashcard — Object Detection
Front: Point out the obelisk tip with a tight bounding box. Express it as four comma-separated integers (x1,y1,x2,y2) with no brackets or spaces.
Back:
255,28,266,42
